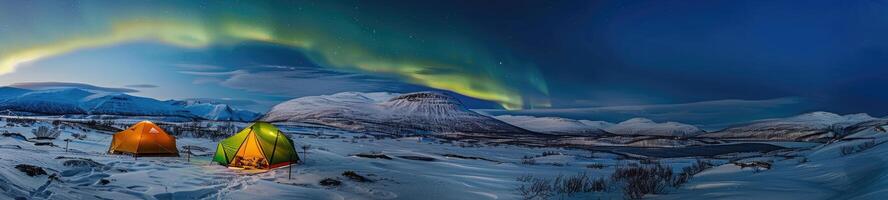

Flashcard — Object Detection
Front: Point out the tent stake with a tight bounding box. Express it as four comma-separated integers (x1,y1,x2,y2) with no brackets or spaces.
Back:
288,162,292,179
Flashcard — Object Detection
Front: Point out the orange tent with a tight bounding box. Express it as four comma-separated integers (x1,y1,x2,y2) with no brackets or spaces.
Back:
108,121,179,157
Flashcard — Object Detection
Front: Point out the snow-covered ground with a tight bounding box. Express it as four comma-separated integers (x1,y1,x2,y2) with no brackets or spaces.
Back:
0,118,644,199
660,126,888,200
2,116,887,200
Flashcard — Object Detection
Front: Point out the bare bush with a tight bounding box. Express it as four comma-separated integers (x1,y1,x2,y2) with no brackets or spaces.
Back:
590,177,607,192
733,161,772,173
541,151,562,156
611,163,673,199
586,163,606,169
841,140,878,156
71,133,87,140
516,175,534,182
521,156,537,165
516,173,608,200
32,126,61,139
516,176,553,200
797,157,808,164
673,159,713,187
840,146,854,155
639,159,658,165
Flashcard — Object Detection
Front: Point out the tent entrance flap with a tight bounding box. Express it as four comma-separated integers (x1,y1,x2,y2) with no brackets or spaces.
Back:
229,132,269,169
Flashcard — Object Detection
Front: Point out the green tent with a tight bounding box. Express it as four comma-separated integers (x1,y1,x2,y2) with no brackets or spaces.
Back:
212,122,299,169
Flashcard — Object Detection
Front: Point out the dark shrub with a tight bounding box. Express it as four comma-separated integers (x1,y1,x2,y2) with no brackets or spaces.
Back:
516,176,553,200
521,158,537,165
611,163,673,199
673,159,713,187
590,177,607,192
354,153,392,160
397,155,436,162
516,173,608,199
841,140,879,156
586,163,606,169
319,178,341,186
15,164,47,177
342,171,371,182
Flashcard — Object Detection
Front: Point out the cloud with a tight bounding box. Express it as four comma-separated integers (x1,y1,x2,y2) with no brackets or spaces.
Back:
174,64,225,71
181,65,420,98
178,70,248,76
124,84,158,88
192,77,225,85
477,97,812,130
9,82,139,93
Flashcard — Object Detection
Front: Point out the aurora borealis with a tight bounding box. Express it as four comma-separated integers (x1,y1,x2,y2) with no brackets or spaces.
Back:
0,1,547,109
2,0,888,119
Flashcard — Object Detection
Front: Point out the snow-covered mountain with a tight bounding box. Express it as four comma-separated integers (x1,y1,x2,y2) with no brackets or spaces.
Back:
605,118,705,137
494,115,612,136
262,91,533,135
699,111,884,141
0,87,260,121
169,100,262,121
0,87,30,100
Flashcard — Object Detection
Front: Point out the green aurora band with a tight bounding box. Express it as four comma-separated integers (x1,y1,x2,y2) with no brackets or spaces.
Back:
0,1,549,109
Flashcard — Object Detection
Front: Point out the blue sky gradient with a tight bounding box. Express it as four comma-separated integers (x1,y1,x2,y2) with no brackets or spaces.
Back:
1,0,886,122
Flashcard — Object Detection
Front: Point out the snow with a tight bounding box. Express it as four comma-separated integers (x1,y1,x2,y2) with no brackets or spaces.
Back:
3,107,888,199
659,125,888,200
495,115,705,137
605,118,705,137
174,100,261,121
0,117,619,199
700,111,882,141
0,87,32,100
262,92,531,135
494,115,611,135
0,87,259,121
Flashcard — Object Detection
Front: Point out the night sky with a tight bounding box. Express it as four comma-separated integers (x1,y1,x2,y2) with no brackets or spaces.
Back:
1,0,887,124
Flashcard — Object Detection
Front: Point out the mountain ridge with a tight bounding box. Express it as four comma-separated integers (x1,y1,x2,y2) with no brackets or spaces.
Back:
262,91,534,135
0,87,260,121
699,111,884,141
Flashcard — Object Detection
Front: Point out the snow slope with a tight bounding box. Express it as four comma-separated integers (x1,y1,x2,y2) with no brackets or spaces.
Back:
699,112,883,141
2,114,887,199
0,118,621,200
605,118,705,137
659,125,888,200
262,92,533,135
494,115,612,135
0,87,259,121
0,87,30,100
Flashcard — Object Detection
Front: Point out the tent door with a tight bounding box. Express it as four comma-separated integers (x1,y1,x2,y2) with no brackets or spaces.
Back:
229,132,269,169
